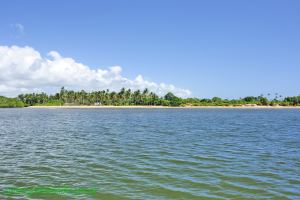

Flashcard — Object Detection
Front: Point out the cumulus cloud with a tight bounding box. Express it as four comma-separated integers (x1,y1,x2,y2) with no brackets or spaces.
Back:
0,45,191,97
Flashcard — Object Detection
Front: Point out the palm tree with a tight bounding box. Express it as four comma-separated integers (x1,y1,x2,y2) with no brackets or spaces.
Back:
142,88,149,105
125,89,132,105
133,90,141,105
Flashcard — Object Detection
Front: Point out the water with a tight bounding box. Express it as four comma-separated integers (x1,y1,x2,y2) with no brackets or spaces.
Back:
0,108,300,199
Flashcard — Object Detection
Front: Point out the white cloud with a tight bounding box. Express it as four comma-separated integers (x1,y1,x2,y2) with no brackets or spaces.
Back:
0,45,191,97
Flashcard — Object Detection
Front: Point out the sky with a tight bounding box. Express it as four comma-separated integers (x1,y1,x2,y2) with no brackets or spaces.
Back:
0,0,299,98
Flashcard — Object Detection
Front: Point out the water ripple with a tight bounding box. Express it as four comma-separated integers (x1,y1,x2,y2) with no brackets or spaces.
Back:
0,108,300,199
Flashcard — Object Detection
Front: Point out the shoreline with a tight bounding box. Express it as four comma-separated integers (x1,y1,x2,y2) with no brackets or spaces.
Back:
28,105,300,109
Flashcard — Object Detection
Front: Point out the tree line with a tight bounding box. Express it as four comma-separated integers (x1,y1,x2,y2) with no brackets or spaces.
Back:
17,87,177,106
13,87,300,107
0,96,25,108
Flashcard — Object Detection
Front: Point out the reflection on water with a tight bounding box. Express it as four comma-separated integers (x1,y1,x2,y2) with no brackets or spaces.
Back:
0,108,300,199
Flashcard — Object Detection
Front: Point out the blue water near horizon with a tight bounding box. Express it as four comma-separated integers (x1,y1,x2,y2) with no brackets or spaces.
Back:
0,108,299,199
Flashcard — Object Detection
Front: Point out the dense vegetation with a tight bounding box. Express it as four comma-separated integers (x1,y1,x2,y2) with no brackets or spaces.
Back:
0,96,25,108
14,87,300,107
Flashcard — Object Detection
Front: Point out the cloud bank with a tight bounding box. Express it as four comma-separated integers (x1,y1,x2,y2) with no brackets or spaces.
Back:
0,45,191,97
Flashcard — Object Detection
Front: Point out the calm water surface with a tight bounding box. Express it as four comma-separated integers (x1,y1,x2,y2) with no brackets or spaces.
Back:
0,108,300,199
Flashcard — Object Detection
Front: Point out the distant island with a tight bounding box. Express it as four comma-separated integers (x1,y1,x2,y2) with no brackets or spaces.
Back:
0,87,300,108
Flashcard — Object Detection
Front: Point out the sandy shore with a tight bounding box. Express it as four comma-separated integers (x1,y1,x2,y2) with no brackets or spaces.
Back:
28,105,300,109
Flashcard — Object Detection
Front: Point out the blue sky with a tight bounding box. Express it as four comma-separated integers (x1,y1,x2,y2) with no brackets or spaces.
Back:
0,0,299,98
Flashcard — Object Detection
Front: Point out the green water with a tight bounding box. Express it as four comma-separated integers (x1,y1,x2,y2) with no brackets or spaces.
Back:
0,108,300,199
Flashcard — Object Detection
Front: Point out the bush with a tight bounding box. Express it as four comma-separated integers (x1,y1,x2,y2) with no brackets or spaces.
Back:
34,100,64,106
0,96,25,108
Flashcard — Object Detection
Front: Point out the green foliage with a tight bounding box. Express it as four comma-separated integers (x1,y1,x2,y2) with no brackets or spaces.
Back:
164,92,182,106
18,88,177,106
34,100,64,106
243,96,257,102
284,96,300,106
259,97,268,105
9,88,300,107
0,96,25,108
212,97,222,102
